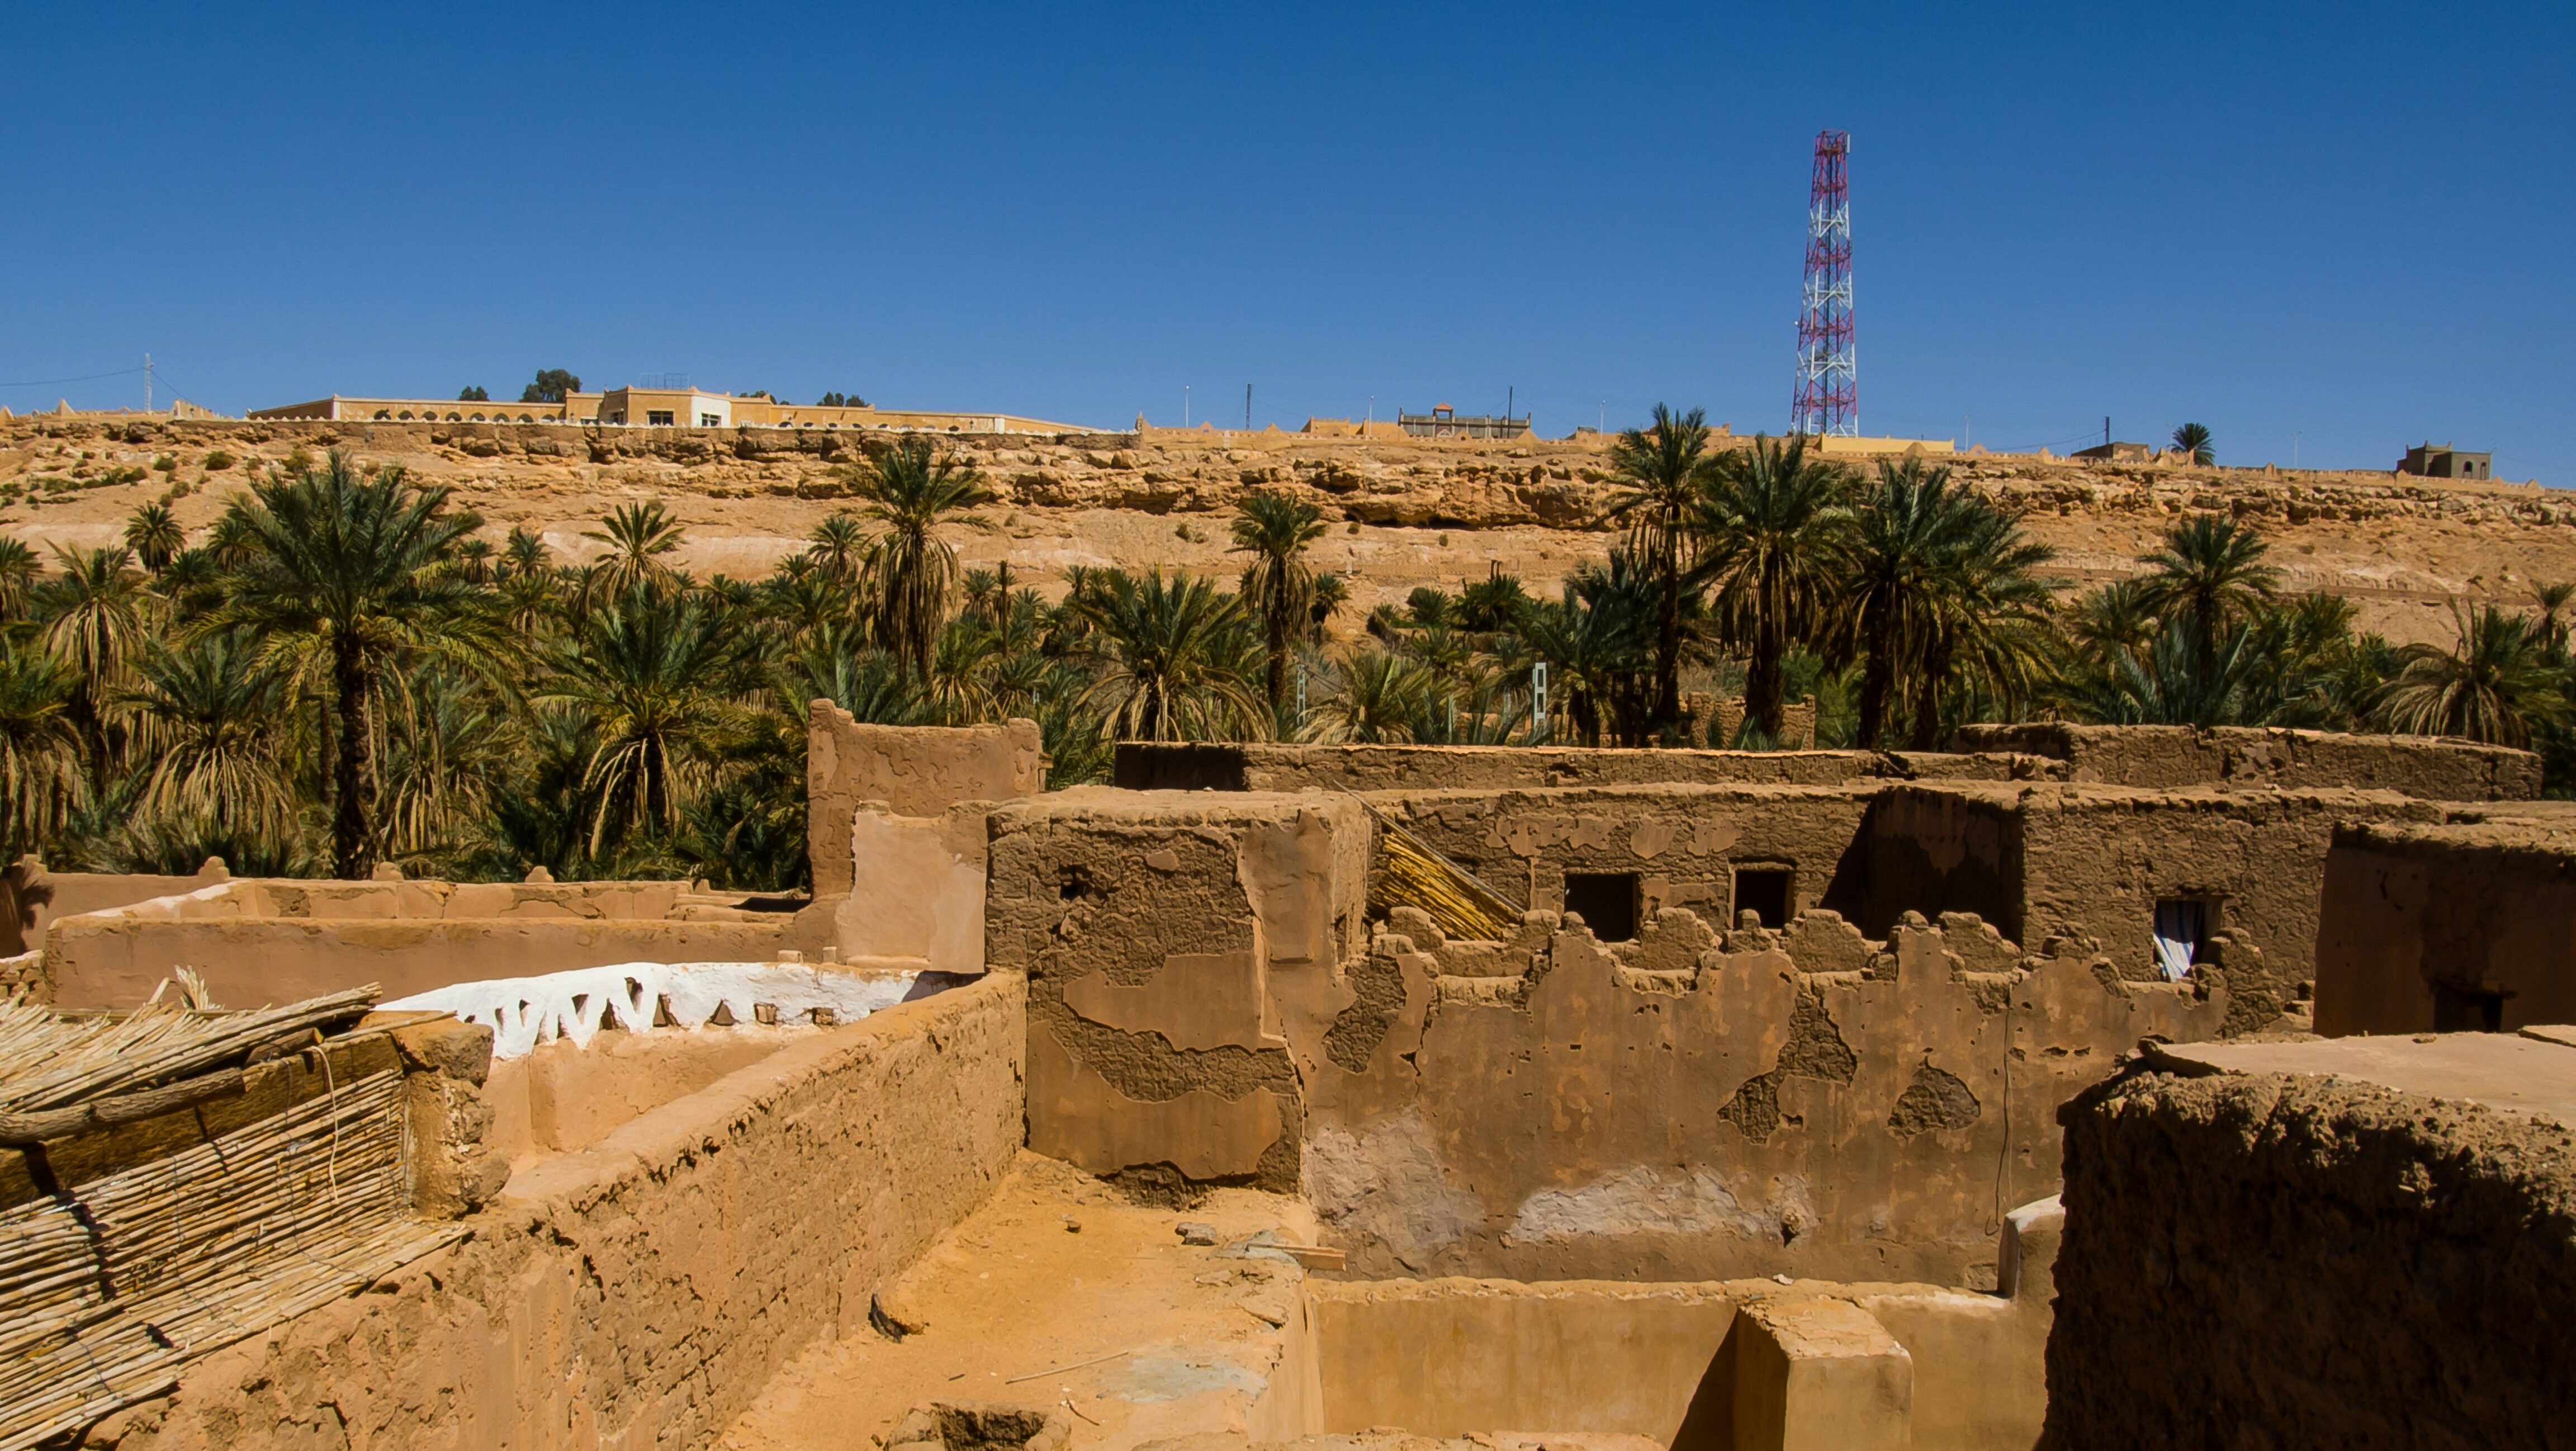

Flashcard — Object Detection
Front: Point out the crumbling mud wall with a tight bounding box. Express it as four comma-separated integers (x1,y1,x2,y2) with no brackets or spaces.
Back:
838,803,992,972
1113,740,2062,795
808,707,1043,896
2315,817,2576,1035
1368,784,1878,926
1953,722,2540,800
1870,783,2439,1034
988,790,1370,1194
2045,1055,2576,1450
87,975,1027,1451
1298,908,2223,1285
44,878,827,1010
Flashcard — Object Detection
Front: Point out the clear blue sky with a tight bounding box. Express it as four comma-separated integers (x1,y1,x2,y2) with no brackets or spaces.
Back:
6,2,2570,478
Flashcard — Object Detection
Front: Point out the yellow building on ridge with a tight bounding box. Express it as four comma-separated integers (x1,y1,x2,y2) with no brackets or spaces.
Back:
250,386,1088,434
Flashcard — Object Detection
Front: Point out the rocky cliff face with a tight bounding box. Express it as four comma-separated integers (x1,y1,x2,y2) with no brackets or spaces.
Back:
5,415,2568,645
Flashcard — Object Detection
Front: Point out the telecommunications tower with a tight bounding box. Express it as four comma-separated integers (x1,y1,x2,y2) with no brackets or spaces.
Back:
1790,130,1856,437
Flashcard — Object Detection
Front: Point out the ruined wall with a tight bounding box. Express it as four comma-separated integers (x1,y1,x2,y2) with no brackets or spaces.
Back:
1115,742,1905,793
44,879,825,1011
808,707,1043,896
1299,909,2223,1285
91,976,1027,1451
988,790,1370,1194
1865,783,2440,1033
2314,819,2576,1035
2045,1057,2576,1450
1367,784,1879,925
1953,722,2540,800
836,804,990,971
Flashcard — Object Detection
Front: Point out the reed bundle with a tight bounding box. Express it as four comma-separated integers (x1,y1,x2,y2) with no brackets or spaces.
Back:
1363,803,1523,943
0,1057,459,1451
0,984,379,1116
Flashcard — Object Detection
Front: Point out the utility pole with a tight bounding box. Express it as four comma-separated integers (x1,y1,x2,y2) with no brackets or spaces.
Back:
144,353,152,413
1367,395,1374,424
1244,384,1252,432
1183,385,1190,427
2104,417,2111,449
1507,385,1514,426
1598,401,1605,433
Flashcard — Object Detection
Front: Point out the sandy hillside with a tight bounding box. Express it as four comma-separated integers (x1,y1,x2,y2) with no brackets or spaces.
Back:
3,415,2568,647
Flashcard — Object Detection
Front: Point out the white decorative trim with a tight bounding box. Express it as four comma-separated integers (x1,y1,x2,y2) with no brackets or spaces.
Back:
382,961,924,1059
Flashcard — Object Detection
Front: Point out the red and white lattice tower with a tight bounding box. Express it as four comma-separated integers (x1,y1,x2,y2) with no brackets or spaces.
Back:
1789,130,1856,438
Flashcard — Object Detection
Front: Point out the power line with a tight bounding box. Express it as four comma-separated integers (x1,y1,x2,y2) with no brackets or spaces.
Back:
0,365,147,390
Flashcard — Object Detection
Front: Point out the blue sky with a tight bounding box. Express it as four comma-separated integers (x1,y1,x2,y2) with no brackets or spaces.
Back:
5,2,2571,478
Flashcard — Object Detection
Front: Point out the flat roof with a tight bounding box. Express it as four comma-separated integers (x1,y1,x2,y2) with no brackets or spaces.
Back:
2150,1030,2576,1123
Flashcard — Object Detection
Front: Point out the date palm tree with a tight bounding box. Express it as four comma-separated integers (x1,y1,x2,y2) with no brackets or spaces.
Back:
0,643,81,855
0,538,36,622
1691,435,1853,740
1309,647,1432,743
1909,498,2058,749
854,437,993,683
201,451,495,878
583,500,686,600
2375,604,2569,748
123,503,186,574
1230,491,1328,720
1068,568,1267,742
1830,460,1962,748
123,629,293,848
2133,516,2281,678
1603,404,1716,736
544,583,757,857
2171,423,2215,466
37,543,157,783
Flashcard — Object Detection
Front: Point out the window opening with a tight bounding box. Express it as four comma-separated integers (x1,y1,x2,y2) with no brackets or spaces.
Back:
647,409,675,426
1734,866,1794,929
2152,898,2208,981
1562,872,1639,943
2432,981,2506,1033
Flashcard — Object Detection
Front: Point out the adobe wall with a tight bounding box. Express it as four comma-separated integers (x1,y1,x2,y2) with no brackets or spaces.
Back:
481,1027,795,1169
88,975,1027,1451
2314,819,2576,1035
987,790,1372,1194
2045,1044,2576,1450
836,804,990,972
44,879,829,1011
1952,722,2540,800
1872,783,2441,1034
1116,741,1917,793
1311,1203,2061,1451
1364,783,1878,924
1300,909,2222,1285
17,861,230,949
807,706,1043,896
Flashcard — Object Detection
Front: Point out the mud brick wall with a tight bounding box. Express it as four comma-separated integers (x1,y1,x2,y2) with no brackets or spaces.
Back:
988,791,1368,1195
1953,722,2540,800
807,707,1043,896
2046,1063,2576,1450
2315,818,2576,1035
1299,908,2225,1286
89,976,1026,1451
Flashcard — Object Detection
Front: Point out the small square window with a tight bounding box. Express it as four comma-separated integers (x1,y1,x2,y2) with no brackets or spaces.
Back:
647,410,675,427
700,413,722,427
1562,872,1639,943
2152,899,2209,980
1733,866,1794,929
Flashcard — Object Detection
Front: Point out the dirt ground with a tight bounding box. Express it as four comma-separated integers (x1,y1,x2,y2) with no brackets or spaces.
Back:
716,1151,1322,1451
7,416,2572,647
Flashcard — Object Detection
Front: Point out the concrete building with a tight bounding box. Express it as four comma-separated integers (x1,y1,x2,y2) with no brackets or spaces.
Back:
1397,404,1530,440
248,386,1087,434
2398,440,2494,479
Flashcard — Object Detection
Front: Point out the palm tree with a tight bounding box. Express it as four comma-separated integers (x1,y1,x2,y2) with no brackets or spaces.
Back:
36,543,157,782
1603,404,1716,736
544,584,756,856
1309,647,1432,743
1691,435,1852,740
2064,579,2157,667
2133,516,2281,678
2171,423,2215,466
1068,568,1268,742
583,500,686,599
0,539,36,622
2061,617,2258,729
0,643,81,855
123,630,294,847
1830,460,1961,748
1909,499,2058,749
1514,559,1656,746
2375,604,2569,748
201,451,495,878
807,512,869,583
854,437,994,682
1230,491,1328,720
123,503,185,574
2530,581,2575,660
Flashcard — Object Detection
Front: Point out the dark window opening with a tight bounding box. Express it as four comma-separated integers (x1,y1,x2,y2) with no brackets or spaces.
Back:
2432,981,2506,1033
1562,872,1639,943
2152,898,2210,981
1733,867,1794,929
647,409,675,426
